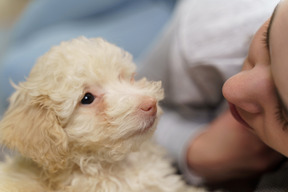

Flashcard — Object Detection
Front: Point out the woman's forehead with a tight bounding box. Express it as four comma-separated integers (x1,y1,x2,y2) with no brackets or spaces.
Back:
270,0,288,108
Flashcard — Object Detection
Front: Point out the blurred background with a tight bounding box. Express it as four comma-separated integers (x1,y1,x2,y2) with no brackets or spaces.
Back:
0,0,30,54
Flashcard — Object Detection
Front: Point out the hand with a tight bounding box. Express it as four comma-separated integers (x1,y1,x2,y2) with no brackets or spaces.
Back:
186,109,284,183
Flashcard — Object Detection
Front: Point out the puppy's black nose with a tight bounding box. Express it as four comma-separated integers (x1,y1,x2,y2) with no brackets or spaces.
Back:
139,97,157,116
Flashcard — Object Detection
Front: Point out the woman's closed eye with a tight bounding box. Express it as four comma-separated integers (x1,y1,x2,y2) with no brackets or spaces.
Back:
275,102,288,130
261,26,270,49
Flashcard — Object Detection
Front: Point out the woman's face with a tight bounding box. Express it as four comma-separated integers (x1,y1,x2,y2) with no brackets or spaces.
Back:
223,0,288,157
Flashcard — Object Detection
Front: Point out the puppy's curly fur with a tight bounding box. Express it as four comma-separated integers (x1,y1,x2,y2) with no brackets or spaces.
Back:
0,37,206,192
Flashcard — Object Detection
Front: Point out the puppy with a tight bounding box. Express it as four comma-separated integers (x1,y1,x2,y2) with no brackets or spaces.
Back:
0,37,206,192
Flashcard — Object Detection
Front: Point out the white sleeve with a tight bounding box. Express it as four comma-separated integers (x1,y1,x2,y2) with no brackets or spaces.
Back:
138,0,278,185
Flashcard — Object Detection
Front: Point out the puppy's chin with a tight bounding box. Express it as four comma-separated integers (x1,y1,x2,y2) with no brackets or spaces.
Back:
138,115,157,134
124,116,158,140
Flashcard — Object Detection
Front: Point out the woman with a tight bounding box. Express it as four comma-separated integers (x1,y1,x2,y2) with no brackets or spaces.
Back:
189,0,288,190
138,0,285,190
223,1,288,190
187,0,288,189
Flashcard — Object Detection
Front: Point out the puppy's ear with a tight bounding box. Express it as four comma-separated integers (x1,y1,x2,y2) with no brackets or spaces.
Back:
0,88,69,173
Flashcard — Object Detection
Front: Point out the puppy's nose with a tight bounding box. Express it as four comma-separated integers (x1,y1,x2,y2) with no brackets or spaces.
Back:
139,97,157,116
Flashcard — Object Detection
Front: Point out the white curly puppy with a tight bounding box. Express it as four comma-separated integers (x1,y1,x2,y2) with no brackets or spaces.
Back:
0,37,206,192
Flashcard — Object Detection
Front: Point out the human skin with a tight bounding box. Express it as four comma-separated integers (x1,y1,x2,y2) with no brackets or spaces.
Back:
187,0,288,183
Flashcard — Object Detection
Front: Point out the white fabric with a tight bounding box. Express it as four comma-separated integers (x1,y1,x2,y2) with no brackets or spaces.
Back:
138,0,279,185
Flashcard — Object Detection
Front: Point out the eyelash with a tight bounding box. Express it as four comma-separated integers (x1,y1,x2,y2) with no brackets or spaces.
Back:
262,23,287,129
275,104,288,130
261,29,269,49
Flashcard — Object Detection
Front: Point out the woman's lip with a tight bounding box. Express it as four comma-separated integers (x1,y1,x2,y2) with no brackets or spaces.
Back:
229,103,252,129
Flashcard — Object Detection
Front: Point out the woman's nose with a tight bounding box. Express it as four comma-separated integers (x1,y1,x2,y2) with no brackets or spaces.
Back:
222,69,264,114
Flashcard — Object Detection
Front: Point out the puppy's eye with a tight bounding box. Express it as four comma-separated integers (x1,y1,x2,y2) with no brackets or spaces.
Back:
81,93,95,105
